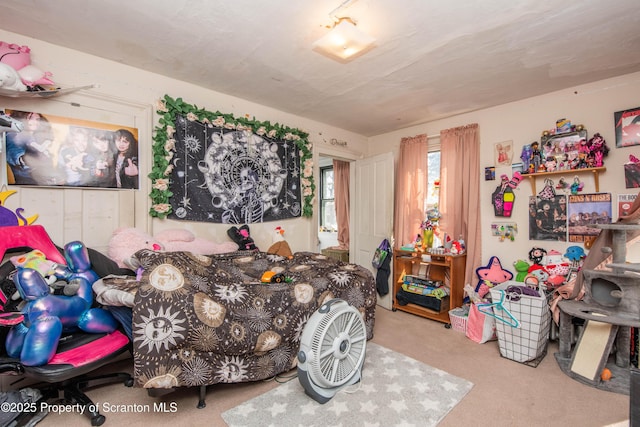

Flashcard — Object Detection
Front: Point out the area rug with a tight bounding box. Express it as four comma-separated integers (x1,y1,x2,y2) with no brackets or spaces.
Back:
221,342,473,427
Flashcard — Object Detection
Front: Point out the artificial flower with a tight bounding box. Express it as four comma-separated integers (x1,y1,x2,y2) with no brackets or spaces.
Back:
148,94,315,219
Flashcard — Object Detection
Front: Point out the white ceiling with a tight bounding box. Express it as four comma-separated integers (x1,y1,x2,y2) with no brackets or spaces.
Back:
2,0,640,137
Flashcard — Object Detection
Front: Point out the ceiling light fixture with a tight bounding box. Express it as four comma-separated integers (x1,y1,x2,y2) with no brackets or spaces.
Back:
313,16,376,63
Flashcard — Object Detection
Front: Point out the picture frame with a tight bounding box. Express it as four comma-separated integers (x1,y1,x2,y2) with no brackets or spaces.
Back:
485,166,495,181
614,106,640,148
494,140,514,166
4,108,139,189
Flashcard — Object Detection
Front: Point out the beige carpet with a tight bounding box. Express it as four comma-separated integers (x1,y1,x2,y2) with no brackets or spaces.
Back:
221,342,473,427
32,307,629,427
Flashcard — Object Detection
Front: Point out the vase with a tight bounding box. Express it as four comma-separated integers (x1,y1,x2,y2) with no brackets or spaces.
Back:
423,228,434,250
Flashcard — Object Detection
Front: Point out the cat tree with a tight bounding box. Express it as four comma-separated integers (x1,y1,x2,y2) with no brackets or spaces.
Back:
555,223,640,395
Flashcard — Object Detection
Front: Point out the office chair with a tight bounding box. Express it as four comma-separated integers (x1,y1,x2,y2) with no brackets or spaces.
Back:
1,321,133,426
0,225,134,426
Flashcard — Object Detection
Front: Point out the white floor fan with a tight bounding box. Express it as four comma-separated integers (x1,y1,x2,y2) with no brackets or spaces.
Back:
297,298,367,404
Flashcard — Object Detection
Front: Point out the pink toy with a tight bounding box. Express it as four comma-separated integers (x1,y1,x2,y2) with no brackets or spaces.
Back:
474,256,513,298
154,228,238,254
0,42,31,70
0,40,54,88
107,227,238,269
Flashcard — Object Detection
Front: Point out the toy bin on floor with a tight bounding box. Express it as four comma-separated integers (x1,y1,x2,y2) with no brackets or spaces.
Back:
448,307,468,333
488,281,551,367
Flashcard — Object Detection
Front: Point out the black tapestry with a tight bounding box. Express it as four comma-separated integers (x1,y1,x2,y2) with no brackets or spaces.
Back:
167,114,302,223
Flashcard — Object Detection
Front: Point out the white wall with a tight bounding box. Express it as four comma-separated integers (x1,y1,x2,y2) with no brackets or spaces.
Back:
0,29,369,252
3,28,639,269
368,72,640,275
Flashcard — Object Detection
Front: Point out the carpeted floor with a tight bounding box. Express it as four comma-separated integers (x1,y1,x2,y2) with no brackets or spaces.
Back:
221,342,474,427
26,307,630,426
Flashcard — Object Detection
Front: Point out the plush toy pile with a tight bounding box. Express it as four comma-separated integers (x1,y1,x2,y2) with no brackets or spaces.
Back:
107,227,238,269
0,41,54,91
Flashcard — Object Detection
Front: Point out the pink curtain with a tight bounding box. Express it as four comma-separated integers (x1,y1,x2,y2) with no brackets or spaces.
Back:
439,124,481,286
333,159,350,250
394,134,429,248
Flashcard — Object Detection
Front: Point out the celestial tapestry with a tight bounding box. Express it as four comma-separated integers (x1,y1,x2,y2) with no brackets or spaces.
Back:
149,95,315,223
168,114,301,223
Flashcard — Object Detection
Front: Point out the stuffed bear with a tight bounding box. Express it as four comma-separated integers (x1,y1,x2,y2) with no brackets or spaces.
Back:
154,228,238,254
227,225,258,251
107,227,163,269
107,227,239,269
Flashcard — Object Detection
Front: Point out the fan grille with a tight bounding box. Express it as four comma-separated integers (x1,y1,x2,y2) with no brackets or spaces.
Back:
308,302,366,388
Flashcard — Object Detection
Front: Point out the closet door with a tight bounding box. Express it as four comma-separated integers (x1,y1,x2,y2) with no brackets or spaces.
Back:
1,91,151,254
353,151,394,309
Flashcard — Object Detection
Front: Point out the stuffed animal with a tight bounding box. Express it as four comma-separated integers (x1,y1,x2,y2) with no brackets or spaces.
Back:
10,249,59,285
528,247,547,265
266,226,293,258
227,225,258,251
107,227,164,269
474,256,513,298
0,62,27,91
0,41,54,88
513,259,530,282
154,228,238,254
107,227,239,269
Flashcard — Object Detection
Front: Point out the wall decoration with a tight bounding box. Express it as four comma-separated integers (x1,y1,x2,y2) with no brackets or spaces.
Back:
618,193,637,217
567,193,612,243
149,95,315,222
624,161,640,188
490,222,518,242
528,195,567,242
485,166,495,181
4,109,139,189
614,106,640,148
494,140,513,166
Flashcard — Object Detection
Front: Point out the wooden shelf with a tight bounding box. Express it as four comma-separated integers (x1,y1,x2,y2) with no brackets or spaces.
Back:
392,250,466,324
0,85,95,99
524,167,606,194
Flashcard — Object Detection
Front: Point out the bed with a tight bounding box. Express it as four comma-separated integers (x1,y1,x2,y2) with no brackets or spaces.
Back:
96,249,377,404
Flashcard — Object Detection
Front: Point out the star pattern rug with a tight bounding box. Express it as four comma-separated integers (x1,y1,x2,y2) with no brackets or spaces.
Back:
221,342,473,427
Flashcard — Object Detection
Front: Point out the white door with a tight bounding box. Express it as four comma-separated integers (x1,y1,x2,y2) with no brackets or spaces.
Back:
353,151,394,310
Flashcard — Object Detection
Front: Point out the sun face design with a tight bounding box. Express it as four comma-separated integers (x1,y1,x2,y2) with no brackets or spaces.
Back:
292,283,314,305
216,355,249,383
184,134,201,153
148,263,185,291
214,283,249,304
193,292,226,327
133,305,188,354
328,271,352,287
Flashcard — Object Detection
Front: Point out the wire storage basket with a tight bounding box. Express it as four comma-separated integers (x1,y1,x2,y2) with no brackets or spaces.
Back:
488,281,551,367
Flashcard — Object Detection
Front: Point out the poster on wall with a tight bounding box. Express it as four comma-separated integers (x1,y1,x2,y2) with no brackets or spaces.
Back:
166,114,303,223
3,109,139,189
625,162,640,188
614,106,640,148
618,193,638,217
494,140,514,166
567,193,612,243
528,195,567,241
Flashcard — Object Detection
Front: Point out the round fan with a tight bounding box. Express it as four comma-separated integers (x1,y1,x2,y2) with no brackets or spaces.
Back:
297,298,367,404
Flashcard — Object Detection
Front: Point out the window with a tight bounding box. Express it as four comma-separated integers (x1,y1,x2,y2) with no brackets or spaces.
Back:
426,149,441,212
320,166,337,231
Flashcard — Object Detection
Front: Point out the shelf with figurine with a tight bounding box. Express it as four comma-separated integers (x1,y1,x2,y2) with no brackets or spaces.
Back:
0,41,95,99
518,119,609,194
0,85,95,99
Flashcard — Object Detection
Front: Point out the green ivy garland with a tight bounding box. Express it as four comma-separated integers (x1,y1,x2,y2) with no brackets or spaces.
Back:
148,95,315,219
